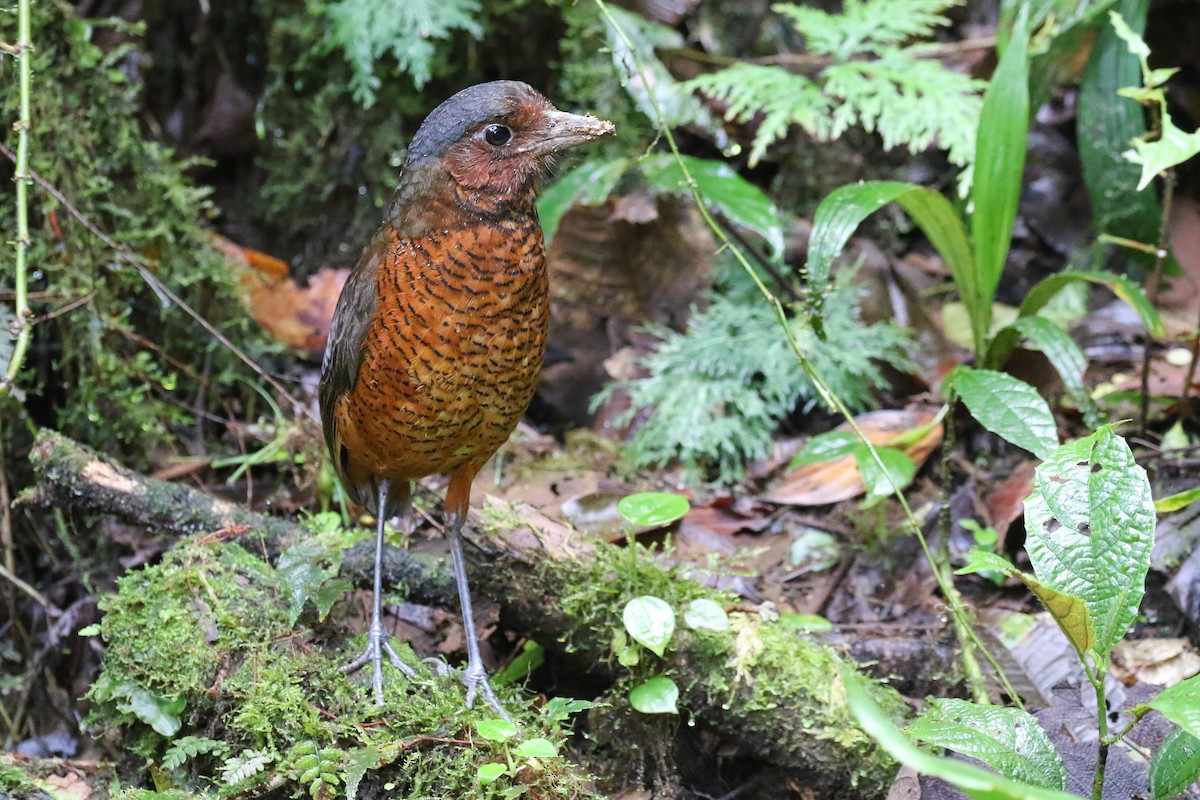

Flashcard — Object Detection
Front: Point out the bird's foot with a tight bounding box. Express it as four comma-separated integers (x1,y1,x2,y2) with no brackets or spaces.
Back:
462,660,511,721
341,623,417,705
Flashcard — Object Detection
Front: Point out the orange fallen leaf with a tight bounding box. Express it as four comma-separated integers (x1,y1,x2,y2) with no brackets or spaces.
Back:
212,234,347,359
761,408,943,506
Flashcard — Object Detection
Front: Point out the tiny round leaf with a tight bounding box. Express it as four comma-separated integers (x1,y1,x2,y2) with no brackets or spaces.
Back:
617,492,690,528
683,599,729,632
630,676,679,714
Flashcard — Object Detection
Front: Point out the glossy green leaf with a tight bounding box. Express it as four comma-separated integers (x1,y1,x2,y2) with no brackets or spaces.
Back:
477,763,506,785
617,492,690,528
1078,0,1158,251
970,7,1029,352
846,673,1084,800
1008,316,1102,428
1019,270,1164,337
538,158,630,244
852,444,916,506
623,596,676,657
493,640,545,686
475,718,519,743
806,180,975,347
1148,675,1200,742
908,699,1068,790
1150,728,1200,799
683,598,730,632
117,687,185,737
513,738,558,759
1024,427,1155,658
789,431,860,468
947,367,1059,459
629,676,679,714
639,154,784,257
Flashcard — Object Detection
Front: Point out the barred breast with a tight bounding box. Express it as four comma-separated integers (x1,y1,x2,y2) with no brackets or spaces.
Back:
331,217,550,495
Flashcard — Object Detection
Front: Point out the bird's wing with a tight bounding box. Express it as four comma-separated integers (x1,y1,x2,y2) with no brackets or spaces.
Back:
319,235,385,460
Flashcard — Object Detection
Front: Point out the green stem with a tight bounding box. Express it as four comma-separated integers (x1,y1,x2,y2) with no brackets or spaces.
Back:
1091,665,1108,800
2,0,33,394
593,0,1018,709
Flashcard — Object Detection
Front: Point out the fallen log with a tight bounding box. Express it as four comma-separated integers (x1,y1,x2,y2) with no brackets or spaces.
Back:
25,429,906,797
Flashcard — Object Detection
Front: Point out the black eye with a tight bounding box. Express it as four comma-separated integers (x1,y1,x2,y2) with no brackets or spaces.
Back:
483,124,512,147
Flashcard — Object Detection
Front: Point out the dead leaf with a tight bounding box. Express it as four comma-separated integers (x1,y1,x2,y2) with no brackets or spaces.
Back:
1112,638,1200,687
212,234,348,359
761,408,944,506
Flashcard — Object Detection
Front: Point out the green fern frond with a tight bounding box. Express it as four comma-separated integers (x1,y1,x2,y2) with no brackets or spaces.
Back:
824,49,983,165
599,274,913,485
326,0,483,106
683,64,830,165
775,0,958,59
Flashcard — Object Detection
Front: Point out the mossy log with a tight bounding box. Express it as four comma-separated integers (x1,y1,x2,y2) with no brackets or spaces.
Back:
26,429,905,797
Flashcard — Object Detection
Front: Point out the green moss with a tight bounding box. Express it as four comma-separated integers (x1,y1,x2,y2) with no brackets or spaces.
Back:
89,536,599,798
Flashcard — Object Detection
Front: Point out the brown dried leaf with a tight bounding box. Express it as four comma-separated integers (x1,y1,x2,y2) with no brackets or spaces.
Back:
761,408,943,506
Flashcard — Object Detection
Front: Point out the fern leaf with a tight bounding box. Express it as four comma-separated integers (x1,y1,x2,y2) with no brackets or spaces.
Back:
326,0,483,106
775,0,960,59
823,49,983,166
683,64,829,166
161,735,229,771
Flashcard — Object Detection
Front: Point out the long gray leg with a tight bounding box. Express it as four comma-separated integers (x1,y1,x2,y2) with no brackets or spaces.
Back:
445,511,509,719
341,479,416,704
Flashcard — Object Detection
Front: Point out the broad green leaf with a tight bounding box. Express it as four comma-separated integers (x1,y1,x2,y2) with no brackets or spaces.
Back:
1024,427,1155,658
852,444,916,506
617,492,690,528
1148,675,1200,742
117,688,185,737
789,431,860,468
477,763,506,784
970,8,1030,355
1078,0,1158,252
541,697,604,725
513,738,558,759
1019,270,1164,337
845,673,1084,800
538,158,630,244
640,154,785,257
1006,316,1103,428
683,598,730,632
957,549,1095,654
807,182,973,312
908,699,1068,790
475,719,519,743
1150,728,1200,800
493,640,545,686
629,676,678,714
623,596,676,657
947,368,1059,459
277,540,351,626
1155,486,1200,513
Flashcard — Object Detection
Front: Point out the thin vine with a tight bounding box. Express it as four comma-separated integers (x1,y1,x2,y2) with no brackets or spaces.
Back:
1,0,33,394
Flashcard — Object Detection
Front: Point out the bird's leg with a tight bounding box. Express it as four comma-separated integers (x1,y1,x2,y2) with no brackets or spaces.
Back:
341,478,417,704
445,469,510,719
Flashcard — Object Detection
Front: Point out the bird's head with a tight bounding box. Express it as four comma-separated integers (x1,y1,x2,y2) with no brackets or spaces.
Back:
399,81,615,212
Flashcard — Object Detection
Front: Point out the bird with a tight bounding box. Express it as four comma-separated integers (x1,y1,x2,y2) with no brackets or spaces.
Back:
319,81,614,713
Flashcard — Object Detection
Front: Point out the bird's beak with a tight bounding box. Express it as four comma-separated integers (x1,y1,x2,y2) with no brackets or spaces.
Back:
521,110,616,155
